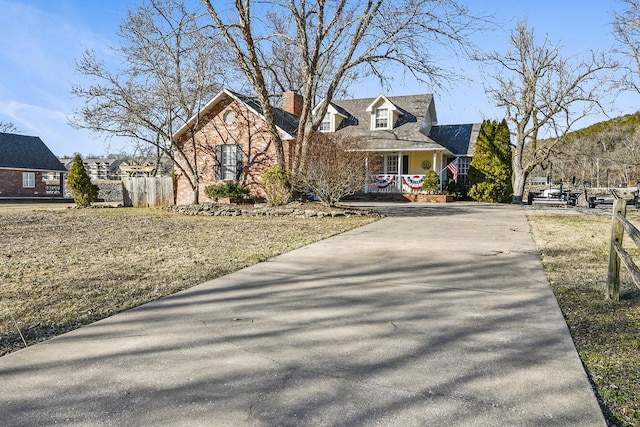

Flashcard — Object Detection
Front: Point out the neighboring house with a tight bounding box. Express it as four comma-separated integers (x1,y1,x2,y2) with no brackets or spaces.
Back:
59,157,124,180
0,132,68,198
172,89,300,205
314,93,480,193
171,89,479,204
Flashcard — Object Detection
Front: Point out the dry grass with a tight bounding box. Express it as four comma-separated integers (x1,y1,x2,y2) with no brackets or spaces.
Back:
527,208,640,427
0,205,377,356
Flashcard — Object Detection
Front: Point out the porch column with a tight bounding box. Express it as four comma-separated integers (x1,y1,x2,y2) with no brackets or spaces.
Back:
434,151,443,191
364,154,369,194
397,151,403,193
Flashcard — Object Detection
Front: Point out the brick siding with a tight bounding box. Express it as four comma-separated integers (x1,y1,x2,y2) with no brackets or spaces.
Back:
174,97,294,205
0,169,49,197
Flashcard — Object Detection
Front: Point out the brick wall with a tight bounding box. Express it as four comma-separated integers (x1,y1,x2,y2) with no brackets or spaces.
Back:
174,96,294,205
0,169,48,197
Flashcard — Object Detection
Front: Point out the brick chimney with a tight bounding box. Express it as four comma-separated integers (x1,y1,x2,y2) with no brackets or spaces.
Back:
282,91,303,117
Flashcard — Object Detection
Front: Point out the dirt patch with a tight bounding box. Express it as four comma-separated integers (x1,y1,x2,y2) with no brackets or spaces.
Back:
0,206,378,356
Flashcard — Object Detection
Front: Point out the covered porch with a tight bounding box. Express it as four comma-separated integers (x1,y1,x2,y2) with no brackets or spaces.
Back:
364,149,458,194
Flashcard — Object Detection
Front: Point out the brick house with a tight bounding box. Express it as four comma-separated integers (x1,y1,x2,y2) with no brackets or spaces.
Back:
172,89,300,205
172,89,480,204
0,132,67,198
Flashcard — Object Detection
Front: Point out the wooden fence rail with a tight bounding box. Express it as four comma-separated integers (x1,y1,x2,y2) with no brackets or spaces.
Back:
607,198,640,300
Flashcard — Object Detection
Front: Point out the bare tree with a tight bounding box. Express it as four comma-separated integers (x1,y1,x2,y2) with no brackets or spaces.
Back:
0,122,19,133
71,0,228,203
614,0,640,93
300,133,378,207
480,21,615,200
201,0,483,186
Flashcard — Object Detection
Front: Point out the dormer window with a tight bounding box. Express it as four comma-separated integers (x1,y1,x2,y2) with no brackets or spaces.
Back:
375,108,389,129
319,113,331,132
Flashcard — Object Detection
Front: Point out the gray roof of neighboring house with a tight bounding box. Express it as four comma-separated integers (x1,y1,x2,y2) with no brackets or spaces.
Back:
330,94,479,155
0,133,67,172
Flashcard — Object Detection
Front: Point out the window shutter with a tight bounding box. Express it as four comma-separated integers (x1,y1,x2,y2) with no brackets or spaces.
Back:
214,145,222,180
235,145,243,181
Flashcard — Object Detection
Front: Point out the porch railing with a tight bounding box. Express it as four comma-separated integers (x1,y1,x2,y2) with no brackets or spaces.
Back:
369,174,426,193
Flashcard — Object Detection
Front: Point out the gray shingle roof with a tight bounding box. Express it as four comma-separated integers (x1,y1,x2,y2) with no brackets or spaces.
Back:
228,91,300,137
0,133,67,172
428,124,481,156
330,94,478,155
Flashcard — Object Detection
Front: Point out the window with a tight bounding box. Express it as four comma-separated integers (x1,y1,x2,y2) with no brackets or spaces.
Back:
384,154,398,174
382,154,408,174
457,157,471,184
215,144,242,181
319,114,331,132
375,108,389,129
22,172,35,188
458,157,470,176
223,110,236,125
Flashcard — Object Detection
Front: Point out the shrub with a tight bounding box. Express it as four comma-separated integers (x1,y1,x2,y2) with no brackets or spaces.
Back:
468,119,513,203
299,133,373,207
421,170,440,194
204,182,250,203
444,179,468,200
260,165,291,206
66,154,98,207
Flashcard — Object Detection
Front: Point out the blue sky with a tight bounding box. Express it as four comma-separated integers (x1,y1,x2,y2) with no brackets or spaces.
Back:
0,0,636,156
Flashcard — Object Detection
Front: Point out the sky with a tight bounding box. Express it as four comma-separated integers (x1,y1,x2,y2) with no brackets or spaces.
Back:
0,0,637,156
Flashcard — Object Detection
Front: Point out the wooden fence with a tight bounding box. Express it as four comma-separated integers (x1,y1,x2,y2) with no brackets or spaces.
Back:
607,198,640,300
122,177,173,208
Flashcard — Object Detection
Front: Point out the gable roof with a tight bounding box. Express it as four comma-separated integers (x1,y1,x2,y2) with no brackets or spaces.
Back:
330,94,442,151
0,133,67,172
328,94,478,155
172,89,299,142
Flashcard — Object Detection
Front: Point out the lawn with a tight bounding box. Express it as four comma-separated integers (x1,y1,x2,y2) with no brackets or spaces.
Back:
0,204,378,356
526,208,640,427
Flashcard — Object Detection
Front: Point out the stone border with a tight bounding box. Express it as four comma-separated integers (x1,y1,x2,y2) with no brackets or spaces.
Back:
161,202,381,218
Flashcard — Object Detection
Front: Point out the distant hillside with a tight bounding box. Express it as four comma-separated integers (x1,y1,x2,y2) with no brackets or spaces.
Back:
565,111,640,142
544,111,640,187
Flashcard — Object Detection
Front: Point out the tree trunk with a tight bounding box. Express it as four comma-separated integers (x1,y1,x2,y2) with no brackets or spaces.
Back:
512,167,528,203
192,179,199,205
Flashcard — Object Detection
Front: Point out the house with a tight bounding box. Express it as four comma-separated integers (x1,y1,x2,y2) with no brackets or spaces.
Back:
171,89,479,205
314,94,480,194
172,89,300,205
0,132,67,198
59,157,124,180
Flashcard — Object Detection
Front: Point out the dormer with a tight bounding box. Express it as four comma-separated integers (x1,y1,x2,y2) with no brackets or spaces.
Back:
365,94,400,131
313,101,348,133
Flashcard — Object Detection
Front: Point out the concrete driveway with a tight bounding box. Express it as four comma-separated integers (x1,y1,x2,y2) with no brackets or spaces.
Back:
0,202,605,426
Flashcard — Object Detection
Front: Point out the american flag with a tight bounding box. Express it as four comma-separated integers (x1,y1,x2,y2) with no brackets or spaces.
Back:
446,158,459,183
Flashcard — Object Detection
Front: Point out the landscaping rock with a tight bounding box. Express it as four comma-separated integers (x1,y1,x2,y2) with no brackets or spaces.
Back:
161,202,380,218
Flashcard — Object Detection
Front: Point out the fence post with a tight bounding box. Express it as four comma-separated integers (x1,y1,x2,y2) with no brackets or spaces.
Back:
607,198,627,301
